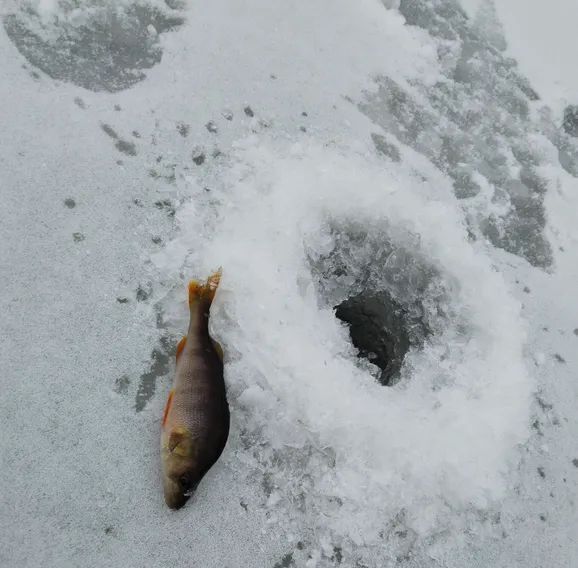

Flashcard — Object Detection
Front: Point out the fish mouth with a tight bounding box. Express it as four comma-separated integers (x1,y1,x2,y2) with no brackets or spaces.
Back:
163,477,193,510
163,474,200,510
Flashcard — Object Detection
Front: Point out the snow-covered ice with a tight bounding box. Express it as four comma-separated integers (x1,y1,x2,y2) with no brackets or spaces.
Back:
461,0,578,117
1,0,577,567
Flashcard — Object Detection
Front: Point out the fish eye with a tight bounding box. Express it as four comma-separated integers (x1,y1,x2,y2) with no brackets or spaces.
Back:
180,476,199,497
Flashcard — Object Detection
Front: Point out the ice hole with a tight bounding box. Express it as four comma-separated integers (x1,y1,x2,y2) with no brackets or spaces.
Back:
310,223,441,386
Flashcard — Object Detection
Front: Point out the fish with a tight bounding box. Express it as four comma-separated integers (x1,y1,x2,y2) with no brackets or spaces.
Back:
160,270,230,509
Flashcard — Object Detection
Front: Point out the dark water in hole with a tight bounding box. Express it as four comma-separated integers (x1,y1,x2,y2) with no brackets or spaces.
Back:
312,226,436,386
335,291,413,386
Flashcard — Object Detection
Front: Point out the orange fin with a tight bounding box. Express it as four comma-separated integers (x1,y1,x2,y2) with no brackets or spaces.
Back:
176,336,187,361
188,269,222,306
168,427,194,456
162,389,174,428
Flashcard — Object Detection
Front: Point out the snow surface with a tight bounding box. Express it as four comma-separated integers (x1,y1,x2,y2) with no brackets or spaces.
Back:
461,0,578,117
1,0,578,567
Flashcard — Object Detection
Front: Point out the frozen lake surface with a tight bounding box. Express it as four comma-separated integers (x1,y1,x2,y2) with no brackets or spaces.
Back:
1,1,577,566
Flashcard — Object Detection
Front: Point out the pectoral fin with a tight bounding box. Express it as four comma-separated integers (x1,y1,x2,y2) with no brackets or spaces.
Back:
168,427,194,457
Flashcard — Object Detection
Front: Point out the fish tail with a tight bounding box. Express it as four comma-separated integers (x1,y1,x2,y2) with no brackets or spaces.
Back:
188,269,222,306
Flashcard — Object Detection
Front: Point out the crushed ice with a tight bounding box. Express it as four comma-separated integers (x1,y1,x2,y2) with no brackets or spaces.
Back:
154,137,532,557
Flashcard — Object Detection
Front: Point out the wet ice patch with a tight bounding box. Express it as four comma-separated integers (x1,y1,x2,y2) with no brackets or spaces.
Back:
357,0,578,269
3,0,184,92
154,138,532,562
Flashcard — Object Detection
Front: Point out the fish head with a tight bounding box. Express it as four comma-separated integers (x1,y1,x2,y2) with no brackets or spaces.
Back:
161,426,200,509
